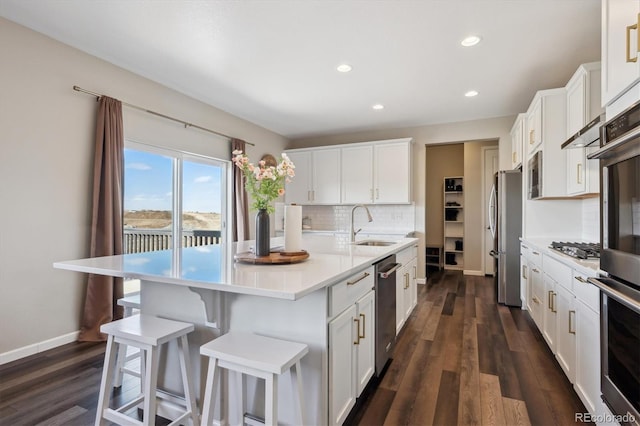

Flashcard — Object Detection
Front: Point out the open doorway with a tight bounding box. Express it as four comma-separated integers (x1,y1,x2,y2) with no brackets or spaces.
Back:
425,139,499,277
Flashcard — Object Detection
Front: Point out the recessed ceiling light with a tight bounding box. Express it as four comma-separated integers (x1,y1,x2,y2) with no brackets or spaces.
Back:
465,90,478,97
372,104,385,110
336,64,352,73
461,35,482,47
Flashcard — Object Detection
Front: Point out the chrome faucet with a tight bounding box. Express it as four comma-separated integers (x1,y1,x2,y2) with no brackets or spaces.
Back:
350,204,373,242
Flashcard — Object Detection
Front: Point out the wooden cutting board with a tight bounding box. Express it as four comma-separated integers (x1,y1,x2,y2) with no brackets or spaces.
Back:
234,250,309,264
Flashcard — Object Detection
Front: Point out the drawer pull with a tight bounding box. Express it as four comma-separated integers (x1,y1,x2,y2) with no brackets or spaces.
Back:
532,268,540,273
532,251,540,255
569,310,576,334
347,272,370,286
575,276,587,283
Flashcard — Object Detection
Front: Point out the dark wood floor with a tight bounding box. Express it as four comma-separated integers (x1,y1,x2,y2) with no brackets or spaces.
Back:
0,271,586,425
349,270,587,426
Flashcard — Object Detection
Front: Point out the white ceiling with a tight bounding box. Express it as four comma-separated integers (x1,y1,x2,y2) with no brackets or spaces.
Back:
0,0,601,139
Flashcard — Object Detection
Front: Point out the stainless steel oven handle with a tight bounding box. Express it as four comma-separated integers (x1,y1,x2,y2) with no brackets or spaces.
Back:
379,263,402,279
588,277,640,312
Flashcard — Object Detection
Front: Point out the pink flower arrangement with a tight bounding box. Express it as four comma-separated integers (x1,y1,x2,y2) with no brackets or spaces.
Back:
232,150,295,213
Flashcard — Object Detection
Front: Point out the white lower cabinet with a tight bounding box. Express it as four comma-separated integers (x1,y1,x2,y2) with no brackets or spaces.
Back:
555,283,577,383
395,246,418,335
575,298,600,414
328,268,375,426
521,243,609,423
355,291,375,395
529,262,544,330
542,274,558,352
329,305,357,426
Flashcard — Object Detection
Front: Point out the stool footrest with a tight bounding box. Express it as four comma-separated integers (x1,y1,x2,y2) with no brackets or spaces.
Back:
244,412,266,425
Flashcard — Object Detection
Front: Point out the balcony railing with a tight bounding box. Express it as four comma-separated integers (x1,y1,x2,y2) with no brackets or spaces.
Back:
124,229,222,254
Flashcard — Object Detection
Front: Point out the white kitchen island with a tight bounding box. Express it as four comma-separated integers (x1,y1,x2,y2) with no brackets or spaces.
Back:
54,234,418,425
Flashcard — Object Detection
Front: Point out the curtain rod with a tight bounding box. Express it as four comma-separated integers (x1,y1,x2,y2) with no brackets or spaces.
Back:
72,85,255,146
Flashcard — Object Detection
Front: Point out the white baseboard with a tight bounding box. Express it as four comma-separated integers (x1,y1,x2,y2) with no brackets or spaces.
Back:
463,270,485,276
0,330,80,365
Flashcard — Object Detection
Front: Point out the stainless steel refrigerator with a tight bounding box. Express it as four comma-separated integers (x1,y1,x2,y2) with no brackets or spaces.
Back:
489,170,522,306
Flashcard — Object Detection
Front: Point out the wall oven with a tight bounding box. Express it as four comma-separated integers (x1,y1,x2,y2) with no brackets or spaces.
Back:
589,99,640,426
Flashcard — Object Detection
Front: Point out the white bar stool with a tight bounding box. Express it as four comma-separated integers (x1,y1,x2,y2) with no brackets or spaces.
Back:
114,293,142,388
200,332,308,426
96,314,199,426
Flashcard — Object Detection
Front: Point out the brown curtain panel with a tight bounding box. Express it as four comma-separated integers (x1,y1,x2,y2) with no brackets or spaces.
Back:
231,138,250,241
78,96,124,342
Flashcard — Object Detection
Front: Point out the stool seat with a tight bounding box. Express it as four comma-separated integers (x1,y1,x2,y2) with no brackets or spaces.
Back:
117,293,141,311
96,314,198,426
200,332,308,426
200,332,308,375
101,314,194,347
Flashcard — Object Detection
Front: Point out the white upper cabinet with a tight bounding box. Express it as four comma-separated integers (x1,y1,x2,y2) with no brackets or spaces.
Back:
510,114,525,169
602,0,640,112
526,96,543,156
565,62,601,197
342,138,413,204
526,88,568,198
284,148,341,205
373,141,412,203
341,145,374,204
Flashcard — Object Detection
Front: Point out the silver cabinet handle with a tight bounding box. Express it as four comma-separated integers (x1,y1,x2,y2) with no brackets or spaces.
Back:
347,272,370,286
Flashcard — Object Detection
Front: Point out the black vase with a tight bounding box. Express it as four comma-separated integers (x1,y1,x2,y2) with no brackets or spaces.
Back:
255,209,270,257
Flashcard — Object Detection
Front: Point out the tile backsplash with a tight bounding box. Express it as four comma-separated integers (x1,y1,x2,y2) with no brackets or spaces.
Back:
581,197,600,242
275,203,415,235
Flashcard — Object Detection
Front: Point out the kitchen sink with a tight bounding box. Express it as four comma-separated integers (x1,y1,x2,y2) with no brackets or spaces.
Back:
355,240,395,246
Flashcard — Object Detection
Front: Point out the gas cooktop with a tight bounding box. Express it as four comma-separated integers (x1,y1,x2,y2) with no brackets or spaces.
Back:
550,241,601,260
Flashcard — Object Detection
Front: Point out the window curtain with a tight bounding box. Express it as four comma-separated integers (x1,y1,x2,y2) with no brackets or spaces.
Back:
78,96,124,342
231,138,249,241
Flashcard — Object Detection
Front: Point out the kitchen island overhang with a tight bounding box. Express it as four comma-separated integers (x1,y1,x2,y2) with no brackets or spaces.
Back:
54,235,419,425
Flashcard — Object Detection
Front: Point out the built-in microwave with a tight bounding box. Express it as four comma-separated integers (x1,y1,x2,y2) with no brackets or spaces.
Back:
527,150,542,199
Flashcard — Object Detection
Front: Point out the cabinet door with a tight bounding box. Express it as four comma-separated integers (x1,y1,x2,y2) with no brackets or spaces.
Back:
511,117,524,169
312,149,341,204
341,145,373,204
355,291,375,396
555,284,577,383
526,97,542,155
328,305,357,426
374,142,411,203
529,263,544,329
542,275,557,352
395,264,407,335
284,151,312,204
602,0,640,106
520,255,528,309
575,301,601,415
567,148,587,195
410,258,418,311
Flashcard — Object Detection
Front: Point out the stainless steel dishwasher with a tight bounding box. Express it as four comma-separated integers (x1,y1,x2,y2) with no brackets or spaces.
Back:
375,254,400,376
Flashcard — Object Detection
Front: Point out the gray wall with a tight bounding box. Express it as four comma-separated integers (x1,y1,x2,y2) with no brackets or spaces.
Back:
0,18,288,358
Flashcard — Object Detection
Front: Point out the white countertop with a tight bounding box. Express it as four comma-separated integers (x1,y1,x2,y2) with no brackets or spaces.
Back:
520,237,601,275
54,235,418,301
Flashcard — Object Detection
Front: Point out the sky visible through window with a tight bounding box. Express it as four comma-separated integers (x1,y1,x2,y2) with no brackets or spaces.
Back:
124,148,223,214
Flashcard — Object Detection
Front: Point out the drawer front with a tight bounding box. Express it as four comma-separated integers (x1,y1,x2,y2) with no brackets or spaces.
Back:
521,242,532,258
528,246,543,266
572,270,599,313
543,255,572,291
329,266,375,318
397,245,418,266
